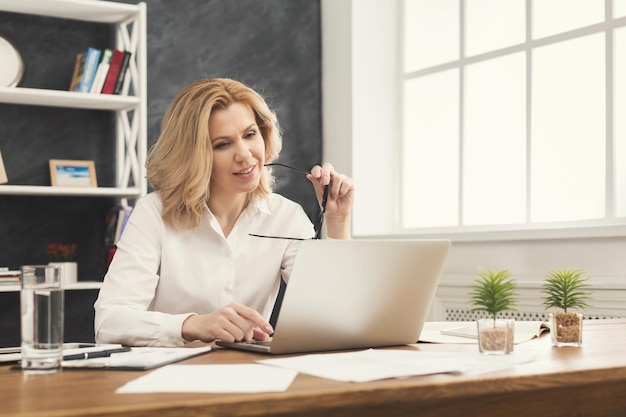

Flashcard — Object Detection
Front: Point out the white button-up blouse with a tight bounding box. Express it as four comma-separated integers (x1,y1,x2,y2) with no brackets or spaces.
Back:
94,192,314,347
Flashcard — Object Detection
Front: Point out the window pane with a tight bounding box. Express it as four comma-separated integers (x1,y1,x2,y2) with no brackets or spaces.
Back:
531,34,606,222
465,0,525,56
532,0,604,39
463,53,527,225
615,28,626,216
402,70,459,228
403,0,459,72
616,0,626,18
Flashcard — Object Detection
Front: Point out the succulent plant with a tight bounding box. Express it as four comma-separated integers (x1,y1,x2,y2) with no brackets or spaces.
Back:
470,268,517,324
541,269,592,312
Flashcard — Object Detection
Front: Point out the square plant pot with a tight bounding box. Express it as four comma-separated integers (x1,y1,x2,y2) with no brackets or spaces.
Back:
477,318,514,355
550,312,583,347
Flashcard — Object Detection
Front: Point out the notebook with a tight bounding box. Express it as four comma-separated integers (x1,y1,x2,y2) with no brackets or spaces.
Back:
216,239,451,354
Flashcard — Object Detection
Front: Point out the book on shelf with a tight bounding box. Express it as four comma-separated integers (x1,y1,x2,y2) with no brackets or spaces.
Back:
114,206,133,244
113,50,132,95
101,205,132,277
98,242,117,278
103,207,119,246
104,205,133,246
90,48,113,94
105,245,117,272
68,52,86,92
101,49,128,95
120,63,133,96
73,47,102,93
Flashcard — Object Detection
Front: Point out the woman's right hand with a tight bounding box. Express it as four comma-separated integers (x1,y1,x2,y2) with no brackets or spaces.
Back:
181,302,273,343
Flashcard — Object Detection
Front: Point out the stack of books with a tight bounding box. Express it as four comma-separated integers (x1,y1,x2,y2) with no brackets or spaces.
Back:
68,48,132,95
0,267,20,285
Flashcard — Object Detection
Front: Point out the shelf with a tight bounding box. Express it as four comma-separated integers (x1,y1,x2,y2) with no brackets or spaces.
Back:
0,87,140,111
0,0,140,24
0,185,142,198
0,281,103,293
0,0,146,346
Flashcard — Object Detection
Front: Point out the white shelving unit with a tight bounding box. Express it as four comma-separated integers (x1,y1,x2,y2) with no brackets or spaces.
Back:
0,0,147,291
0,0,148,200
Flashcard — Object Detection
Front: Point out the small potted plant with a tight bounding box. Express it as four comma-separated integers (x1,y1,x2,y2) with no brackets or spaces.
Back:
46,243,78,284
470,268,517,354
541,268,592,347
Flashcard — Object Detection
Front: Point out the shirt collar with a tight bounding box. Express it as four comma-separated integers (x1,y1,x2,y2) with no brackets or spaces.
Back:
243,193,271,216
204,193,272,220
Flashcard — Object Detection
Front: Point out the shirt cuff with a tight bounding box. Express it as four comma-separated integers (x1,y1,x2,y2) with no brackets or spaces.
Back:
163,313,197,346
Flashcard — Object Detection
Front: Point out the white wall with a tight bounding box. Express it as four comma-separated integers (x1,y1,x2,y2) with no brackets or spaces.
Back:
321,0,397,235
321,0,626,320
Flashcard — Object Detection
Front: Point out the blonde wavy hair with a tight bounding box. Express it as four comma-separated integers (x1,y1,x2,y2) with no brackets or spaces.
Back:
146,78,282,230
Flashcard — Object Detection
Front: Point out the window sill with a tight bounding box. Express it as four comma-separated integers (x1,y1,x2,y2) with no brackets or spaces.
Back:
355,221,626,242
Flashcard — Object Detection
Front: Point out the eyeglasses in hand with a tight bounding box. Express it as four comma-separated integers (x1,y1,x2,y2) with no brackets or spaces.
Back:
251,163,329,240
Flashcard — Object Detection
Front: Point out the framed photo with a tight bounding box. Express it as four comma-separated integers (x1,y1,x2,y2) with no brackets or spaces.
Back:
49,159,97,187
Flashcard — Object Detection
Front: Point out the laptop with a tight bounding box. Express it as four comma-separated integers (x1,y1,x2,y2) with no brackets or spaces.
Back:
216,239,451,354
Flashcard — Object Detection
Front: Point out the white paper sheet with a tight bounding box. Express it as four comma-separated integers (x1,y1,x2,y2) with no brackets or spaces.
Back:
116,364,298,393
258,348,532,383
419,321,549,344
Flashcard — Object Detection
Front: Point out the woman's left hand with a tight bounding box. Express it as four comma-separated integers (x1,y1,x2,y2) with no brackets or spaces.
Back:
307,163,355,238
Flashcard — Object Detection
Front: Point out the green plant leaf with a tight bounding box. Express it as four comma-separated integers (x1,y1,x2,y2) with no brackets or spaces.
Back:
541,269,592,312
469,268,518,322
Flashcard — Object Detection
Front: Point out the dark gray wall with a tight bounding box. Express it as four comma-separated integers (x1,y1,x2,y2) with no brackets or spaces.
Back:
145,0,323,220
0,0,321,345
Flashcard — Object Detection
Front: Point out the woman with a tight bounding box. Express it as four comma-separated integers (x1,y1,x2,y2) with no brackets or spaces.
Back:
94,78,355,347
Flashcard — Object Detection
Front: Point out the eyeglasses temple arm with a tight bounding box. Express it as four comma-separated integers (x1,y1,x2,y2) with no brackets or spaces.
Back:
314,184,330,239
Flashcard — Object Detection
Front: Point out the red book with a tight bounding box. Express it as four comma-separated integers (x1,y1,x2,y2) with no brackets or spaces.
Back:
101,49,126,94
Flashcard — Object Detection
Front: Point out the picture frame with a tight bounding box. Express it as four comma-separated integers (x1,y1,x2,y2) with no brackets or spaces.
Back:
49,159,97,187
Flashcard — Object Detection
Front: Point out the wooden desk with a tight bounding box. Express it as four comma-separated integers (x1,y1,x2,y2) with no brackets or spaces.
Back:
1,319,626,417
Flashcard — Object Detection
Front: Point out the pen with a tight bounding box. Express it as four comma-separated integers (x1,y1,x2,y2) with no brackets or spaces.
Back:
63,346,131,361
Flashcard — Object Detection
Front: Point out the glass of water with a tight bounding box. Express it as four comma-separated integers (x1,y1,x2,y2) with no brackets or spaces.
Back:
20,265,64,374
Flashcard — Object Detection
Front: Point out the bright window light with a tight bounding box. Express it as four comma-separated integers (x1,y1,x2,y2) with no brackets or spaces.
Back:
403,0,459,72
402,70,459,228
463,53,527,225
615,27,626,216
465,0,525,56
398,0,625,240
531,34,605,222
616,0,626,18
532,0,603,39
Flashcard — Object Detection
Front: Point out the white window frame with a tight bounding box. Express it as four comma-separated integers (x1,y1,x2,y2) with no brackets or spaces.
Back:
322,0,626,242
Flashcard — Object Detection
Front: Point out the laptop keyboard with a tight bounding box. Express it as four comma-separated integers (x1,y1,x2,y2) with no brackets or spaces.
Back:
249,339,272,346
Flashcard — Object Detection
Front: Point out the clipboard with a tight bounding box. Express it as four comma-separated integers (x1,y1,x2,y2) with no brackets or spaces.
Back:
61,346,213,370
1,343,122,364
